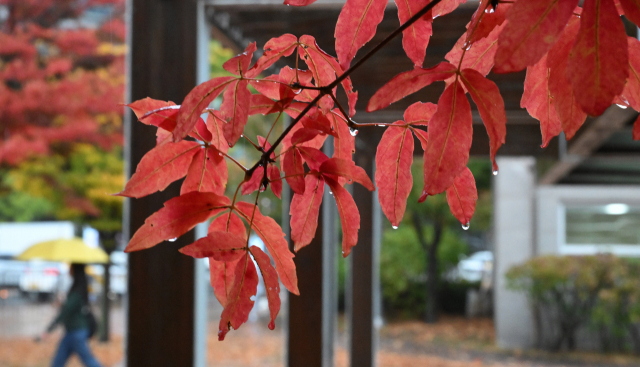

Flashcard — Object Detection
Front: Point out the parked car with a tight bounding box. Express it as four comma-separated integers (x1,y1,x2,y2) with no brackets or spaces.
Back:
19,260,71,301
456,251,493,283
0,258,28,289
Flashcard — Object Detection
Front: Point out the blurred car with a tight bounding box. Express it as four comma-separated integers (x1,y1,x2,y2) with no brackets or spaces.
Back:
0,258,28,289
19,260,70,301
455,251,493,283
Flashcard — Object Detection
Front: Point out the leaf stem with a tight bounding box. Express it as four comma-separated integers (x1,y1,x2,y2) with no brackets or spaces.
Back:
221,151,247,172
264,111,283,143
243,135,261,151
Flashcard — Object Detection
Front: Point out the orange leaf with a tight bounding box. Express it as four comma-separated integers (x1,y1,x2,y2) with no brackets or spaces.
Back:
117,141,200,198
367,62,457,112
494,0,578,73
404,102,437,126
126,192,230,252
282,149,306,195
250,246,281,330
395,0,433,67
325,176,360,257
328,110,356,160
433,0,467,18
181,147,228,195
445,167,478,226
547,16,587,139
248,34,298,77
221,79,252,146
235,202,299,295
446,21,505,79
522,55,562,148
375,122,414,227
269,165,283,199
179,231,247,262
465,0,509,46
335,0,388,70
174,76,235,141
460,68,506,172
319,158,375,191
209,212,248,240
222,43,257,76
619,0,640,27
422,79,473,197
206,111,229,154
218,255,259,340
622,37,640,110
290,174,325,251
568,0,629,116
209,258,240,307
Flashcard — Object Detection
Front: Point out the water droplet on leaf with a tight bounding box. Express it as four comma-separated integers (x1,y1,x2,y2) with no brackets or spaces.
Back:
349,127,358,136
462,222,470,231
616,104,628,109
492,170,498,176
392,225,398,230
168,237,177,242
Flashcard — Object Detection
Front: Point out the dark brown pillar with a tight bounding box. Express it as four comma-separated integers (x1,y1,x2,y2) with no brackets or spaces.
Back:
349,134,381,367
125,0,197,366
286,141,338,367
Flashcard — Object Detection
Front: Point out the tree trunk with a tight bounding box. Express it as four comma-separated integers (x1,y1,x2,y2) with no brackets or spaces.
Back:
411,214,443,324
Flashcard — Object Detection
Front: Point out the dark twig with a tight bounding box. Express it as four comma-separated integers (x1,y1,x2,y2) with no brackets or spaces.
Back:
246,0,445,176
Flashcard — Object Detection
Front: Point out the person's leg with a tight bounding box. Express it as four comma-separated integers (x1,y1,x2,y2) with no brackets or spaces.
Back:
51,332,73,367
68,329,102,367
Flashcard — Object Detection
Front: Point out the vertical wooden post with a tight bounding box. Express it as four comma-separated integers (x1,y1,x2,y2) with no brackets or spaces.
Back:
349,136,382,367
125,0,198,366
286,141,337,367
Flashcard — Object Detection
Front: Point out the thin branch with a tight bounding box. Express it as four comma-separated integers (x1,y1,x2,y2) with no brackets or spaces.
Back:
328,93,355,128
247,0,445,176
329,0,445,89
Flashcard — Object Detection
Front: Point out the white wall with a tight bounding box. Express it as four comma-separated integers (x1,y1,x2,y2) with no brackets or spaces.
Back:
493,157,536,349
537,185,640,257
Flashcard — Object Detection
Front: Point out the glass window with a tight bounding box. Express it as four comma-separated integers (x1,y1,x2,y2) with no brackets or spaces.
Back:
565,204,640,245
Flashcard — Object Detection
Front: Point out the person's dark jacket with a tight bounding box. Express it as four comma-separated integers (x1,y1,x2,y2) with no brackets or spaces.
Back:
47,291,89,332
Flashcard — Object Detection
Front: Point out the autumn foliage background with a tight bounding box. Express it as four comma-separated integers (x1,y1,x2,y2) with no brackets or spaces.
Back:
0,0,125,230
115,0,640,342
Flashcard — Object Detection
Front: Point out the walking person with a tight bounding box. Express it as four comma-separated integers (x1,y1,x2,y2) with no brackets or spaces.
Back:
41,263,102,367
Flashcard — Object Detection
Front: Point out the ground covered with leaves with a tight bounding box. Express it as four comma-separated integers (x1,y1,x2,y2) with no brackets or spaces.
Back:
2,316,640,367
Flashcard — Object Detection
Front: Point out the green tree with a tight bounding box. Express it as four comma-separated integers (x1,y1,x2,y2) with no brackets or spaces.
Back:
382,158,492,322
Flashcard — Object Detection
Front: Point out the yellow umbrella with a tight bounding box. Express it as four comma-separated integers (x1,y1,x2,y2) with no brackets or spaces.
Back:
16,237,109,264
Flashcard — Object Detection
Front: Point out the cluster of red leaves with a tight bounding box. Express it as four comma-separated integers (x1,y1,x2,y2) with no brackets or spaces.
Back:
0,0,125,166
123,0,640,340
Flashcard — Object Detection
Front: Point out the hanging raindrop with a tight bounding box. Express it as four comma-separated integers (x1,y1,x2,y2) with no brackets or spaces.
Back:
462,222,470,231
616,104,628,109
349,127,358,136
168,237,178,242
492,170,498,176
392,225,399,230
